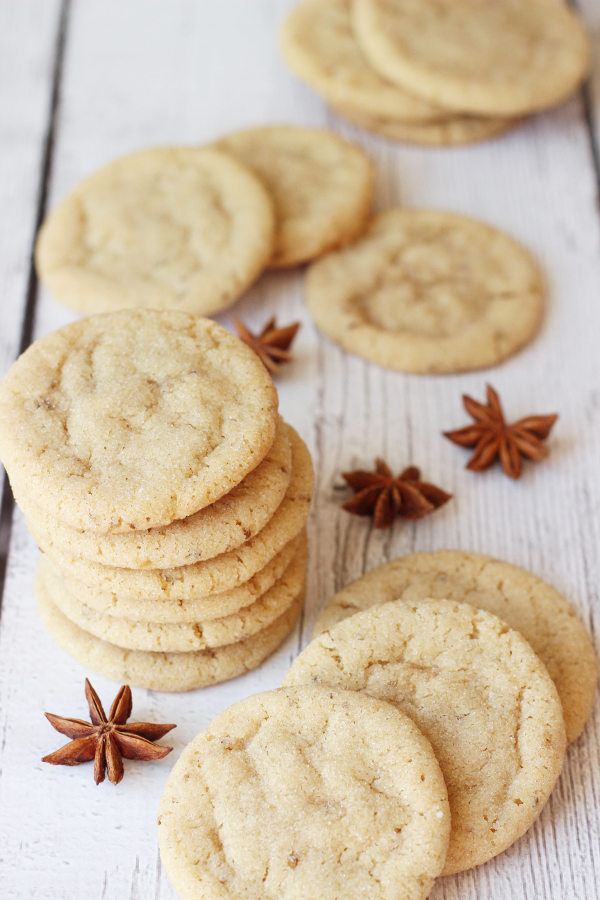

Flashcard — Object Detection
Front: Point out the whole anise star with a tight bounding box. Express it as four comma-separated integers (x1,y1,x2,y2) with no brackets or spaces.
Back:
341,459,452,529
234,316,300,375
443,385,558,480
42,679,175,785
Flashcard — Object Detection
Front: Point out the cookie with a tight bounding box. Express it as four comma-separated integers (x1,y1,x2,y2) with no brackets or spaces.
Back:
305,208,544,373
48,533,304,625
18,417,292,569
40,538,306,652
32,426,313,600
353,0,590,117
0,311,278,532
35,146,275,315
36,574,304,692
214,126,374,267
312,551,597,744
280,0,443,122
158,686,450,900
332,103,519,146
285,598,567,874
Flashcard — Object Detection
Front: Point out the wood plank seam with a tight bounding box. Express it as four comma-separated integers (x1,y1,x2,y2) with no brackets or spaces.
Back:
572,0,600,197
0,0,71,624
581,81,600,200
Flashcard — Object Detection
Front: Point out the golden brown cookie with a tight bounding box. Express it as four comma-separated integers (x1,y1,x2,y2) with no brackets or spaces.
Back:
35,146,275,315
0,311,278,532
313,551,597,744
285,598,566,874
214,126,374,267
353,0,590,116
306,208,544,373
158,686,450,899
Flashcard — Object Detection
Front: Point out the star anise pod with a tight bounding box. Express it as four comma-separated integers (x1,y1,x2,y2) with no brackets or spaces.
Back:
234,316,300,375
42,679,175,785
443,385,558,480
341,459,452,529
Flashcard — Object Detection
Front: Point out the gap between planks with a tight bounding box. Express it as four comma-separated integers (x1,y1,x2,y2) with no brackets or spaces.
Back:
0,0,70,624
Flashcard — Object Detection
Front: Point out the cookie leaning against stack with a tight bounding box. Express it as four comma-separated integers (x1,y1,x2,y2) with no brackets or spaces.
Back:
0,310,314,691
280,0,590,146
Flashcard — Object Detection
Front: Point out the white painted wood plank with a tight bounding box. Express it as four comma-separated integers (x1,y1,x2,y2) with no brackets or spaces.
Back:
0,0,63,524
0,1,61,374
0,1,599,898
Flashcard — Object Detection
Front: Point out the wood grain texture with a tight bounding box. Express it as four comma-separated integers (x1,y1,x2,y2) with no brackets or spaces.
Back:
0,1,598,898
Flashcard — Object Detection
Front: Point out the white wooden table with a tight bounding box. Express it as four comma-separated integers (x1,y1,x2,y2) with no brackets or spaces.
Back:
0,2,599,898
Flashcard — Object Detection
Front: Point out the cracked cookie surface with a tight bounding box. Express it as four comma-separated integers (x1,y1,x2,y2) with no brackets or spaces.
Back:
353,0,590,117
35,146,275,315
0,310,278,532
313,550,598,744
214,126,374,267
18,417,292,569
306,208,544,373
158,686,450,900
39,536,307,652
285,598,566,874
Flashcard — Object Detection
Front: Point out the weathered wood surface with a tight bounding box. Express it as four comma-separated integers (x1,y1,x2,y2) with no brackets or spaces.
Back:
0,2,598,897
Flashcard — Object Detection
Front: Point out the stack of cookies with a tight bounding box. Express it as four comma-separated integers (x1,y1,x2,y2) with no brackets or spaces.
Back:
34,128,374,316
157,552,596,898
281,0,590,147
0,310,313,691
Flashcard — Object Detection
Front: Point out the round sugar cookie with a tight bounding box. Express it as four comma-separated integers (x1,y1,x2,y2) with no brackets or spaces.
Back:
285,598,567,875
18,417,292,569
280,0,443,122
45,533,304,625
352,0,590,117
305,208,544,373
35,146,275,315
40,538,307,652
0,311,278,532
37,575,304,692
312,551,597,744
333,103,519,146
214,126,374,267
158,686,450,900
33,426,313,601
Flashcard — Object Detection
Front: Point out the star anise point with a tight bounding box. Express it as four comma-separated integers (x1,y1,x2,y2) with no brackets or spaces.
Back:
234,317,300,375
341,459,451,529
444,386,558,479
43,680,176,785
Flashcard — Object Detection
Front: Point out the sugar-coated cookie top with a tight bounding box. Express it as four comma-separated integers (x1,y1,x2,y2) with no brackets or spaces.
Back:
280,0,441,121
215,126,374,266
285,597,567,874
158,686,450,900
306,208,544,373
313,550,598,744
0,310,278,531
353,0,590,116
35,146,275,315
